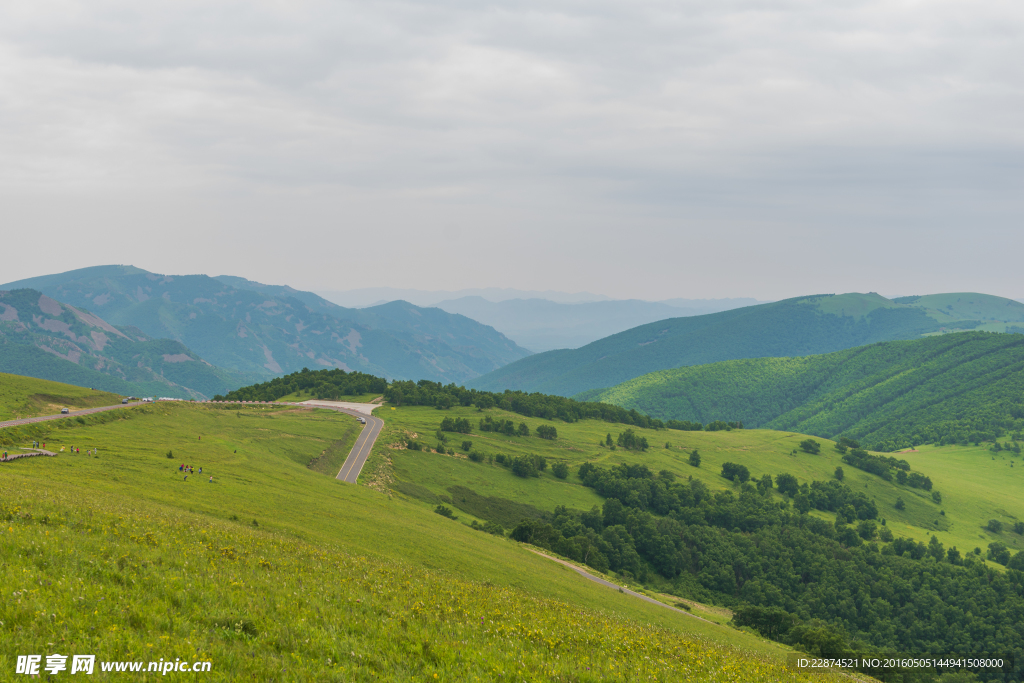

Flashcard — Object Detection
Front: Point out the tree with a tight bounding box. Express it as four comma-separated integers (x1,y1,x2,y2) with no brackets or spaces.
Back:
756,474,773,495
987,519,1003,533
988,541,1011,566
552,462,569,479
688,450,701,467
517,422,531,437
721,462,750,483
775,473,799,497
895,497,905,511
536,425,557,440
931,491,942,504
834,466,844,481
793,493,811,514
462,440,473,451
605,434,613,447
799,439,821,455
1015,521,1024,535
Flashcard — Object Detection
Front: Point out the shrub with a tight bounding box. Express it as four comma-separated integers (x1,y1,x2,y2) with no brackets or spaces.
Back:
799,439,821,455
552,462,569,479
895,498,905,511
468,451,484,463
987,519,1003,533
1014,521,1024,535
434,505,457,519
688,450,701,467
166,450,174,459
931,491,942,504
834,466,844,481
461,441,473,451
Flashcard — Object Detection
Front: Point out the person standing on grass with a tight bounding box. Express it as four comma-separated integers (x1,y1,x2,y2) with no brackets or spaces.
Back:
209,476,213,483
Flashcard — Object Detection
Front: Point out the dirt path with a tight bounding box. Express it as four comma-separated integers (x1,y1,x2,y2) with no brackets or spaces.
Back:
525,548,714,624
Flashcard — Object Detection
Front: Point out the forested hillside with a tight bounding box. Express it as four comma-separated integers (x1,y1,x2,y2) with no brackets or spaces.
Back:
583,331,1024,450
1,265,531,385
469,292,1024,397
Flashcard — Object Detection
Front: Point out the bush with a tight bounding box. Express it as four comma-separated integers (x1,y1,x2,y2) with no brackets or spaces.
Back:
931,491,942,504
461,441,473,451
552,462,569,479
166,450,174,459
468,451,484,463
987,519,1003,533
834,466,844,481
895,498,905,511
688,450,701,467
434,505,457,519
470,520,504,536
799,439,821,455
1014,521,1024,535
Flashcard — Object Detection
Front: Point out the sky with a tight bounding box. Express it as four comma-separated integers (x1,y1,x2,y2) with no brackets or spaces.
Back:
1,0,1022,301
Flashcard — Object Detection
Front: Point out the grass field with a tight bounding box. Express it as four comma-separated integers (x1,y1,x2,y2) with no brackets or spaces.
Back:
369,405,1024,570
0,392,838,680
0,372,123,421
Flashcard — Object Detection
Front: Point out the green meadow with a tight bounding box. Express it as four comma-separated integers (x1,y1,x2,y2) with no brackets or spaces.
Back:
372,405,1024,569
0,392,836,680
0,372,123,421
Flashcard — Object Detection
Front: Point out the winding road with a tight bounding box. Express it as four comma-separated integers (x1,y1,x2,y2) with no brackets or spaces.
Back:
1,398,385,483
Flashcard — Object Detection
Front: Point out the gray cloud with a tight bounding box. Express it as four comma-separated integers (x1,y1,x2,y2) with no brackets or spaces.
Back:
0,0,1021,299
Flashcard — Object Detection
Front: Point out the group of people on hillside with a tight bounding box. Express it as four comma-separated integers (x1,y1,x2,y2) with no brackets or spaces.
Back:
180,463,212,483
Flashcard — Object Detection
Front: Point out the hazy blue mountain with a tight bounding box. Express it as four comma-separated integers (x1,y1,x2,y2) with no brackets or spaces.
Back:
1,266,532,384
431,297,763,352
315,286,614,308
0,288,254,398
468,292,1024,397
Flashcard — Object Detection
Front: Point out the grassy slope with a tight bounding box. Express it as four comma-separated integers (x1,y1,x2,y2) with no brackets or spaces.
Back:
0,400,830,680
581,331,1024,448
0,372,123,421
365,406,1023,568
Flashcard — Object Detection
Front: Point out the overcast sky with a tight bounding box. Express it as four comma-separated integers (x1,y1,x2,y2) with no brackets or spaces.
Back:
1,0,1022,300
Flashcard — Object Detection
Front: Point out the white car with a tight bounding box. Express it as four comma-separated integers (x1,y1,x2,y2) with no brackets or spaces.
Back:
358,417,366,424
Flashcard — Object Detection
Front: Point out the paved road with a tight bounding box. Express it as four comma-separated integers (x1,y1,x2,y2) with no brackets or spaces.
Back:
1,398,386,483
526,548,713,624
335,412,385,483
0,402,142,429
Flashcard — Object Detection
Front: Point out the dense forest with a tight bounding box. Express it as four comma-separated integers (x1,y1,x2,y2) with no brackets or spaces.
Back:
586,332,1024,451
217,369,671,429
505,463,1024,681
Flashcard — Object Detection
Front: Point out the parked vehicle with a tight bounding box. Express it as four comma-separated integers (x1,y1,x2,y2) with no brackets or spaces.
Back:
60,408,70,414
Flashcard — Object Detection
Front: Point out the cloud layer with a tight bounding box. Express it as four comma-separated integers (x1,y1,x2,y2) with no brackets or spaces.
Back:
1,0,1022,298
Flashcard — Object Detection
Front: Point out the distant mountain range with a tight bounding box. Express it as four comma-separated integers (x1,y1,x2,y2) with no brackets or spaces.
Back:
582,331,1024,451
431,296,764,352
1,266,532,396
315,286,616,308
468,292,1024,397
0,288,255,398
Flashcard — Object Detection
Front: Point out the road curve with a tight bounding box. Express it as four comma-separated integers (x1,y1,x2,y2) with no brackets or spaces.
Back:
2,398,385,484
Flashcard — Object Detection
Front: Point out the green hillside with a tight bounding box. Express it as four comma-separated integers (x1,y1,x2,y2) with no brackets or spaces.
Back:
0,288,255,399
364,401,1024,678
1,266,532,384
581,331,1024,451
0,400,817,681
468,291,1024,397
0,372,122,421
